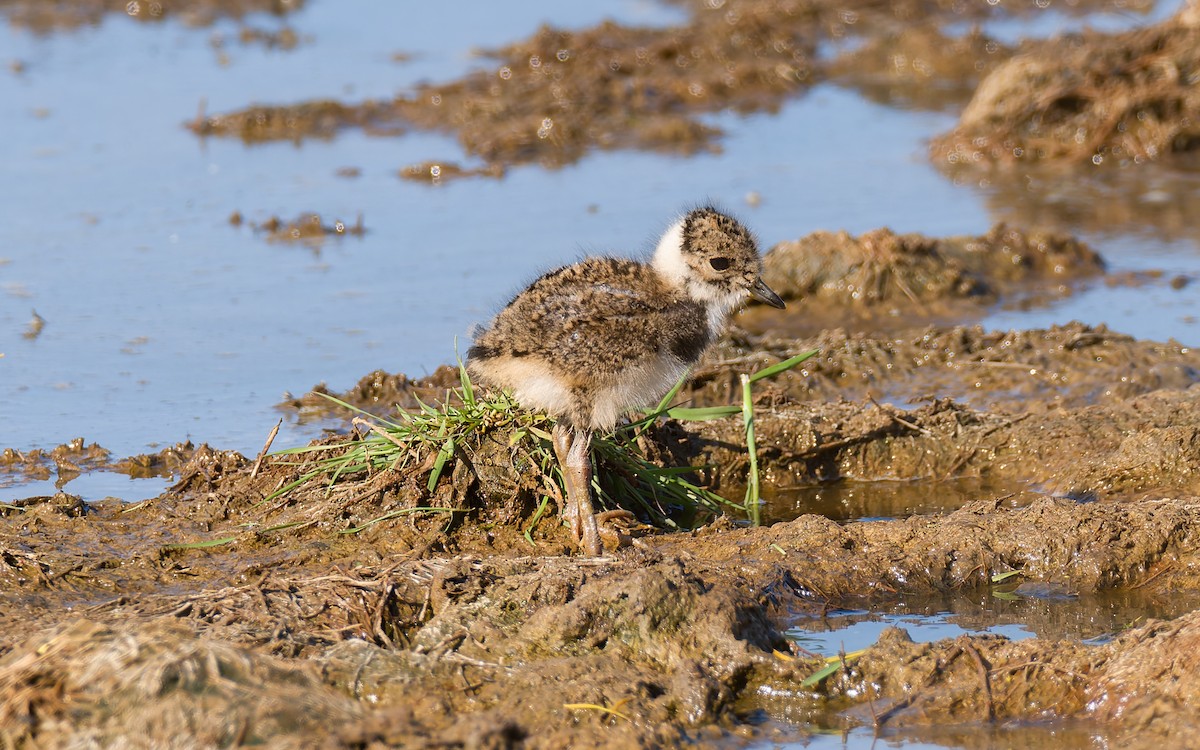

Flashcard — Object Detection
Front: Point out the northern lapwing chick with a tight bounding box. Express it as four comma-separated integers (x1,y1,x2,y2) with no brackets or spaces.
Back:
468,207,785,554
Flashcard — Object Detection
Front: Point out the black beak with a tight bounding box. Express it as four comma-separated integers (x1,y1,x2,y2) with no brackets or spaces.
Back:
751,277,786,309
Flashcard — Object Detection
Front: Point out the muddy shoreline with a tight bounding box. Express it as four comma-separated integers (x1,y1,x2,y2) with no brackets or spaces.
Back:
5,221,1200,745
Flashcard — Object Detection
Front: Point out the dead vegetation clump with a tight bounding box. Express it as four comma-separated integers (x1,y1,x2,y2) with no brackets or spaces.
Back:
931,5,1200,168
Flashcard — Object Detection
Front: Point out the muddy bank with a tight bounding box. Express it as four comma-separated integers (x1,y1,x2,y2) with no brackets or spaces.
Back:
183,0,1147,174
190,0,820,166
5,327,1200,746
292,321,1199,427
696,321,1200,411
932,3,1200,169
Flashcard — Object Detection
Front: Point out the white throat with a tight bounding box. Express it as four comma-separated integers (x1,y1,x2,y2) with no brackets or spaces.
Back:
651,218,746,333
651,219,688,289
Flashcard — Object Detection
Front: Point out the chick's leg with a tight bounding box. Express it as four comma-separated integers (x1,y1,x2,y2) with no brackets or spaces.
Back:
552,424,601,555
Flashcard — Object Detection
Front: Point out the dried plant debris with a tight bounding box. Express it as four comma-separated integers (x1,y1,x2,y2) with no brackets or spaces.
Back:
932,5,1200,168
0,0,304,31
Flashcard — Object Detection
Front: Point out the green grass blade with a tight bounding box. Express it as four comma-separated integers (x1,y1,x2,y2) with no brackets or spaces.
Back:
457,358,476,409
741,373,761,526
800,660,844,688
666,405,742,421
649,371,689,415
523,493,552,545
310,391,406,429
800,648,867,688
427,437,455,493
748,349,819,384
991,570,1023,583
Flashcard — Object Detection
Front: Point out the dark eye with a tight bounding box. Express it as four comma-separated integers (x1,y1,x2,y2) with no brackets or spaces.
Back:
709,257,730,271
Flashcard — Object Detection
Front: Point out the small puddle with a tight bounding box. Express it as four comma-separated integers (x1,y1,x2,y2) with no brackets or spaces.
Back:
746,587,1200,748
785,586,1197,652
761,477,1026,524
0,471,173,504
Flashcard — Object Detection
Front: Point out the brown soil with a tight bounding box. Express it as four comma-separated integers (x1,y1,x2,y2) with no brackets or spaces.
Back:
932,4,1200,169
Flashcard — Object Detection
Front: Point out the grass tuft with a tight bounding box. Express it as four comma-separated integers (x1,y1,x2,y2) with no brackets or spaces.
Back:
269,349,817,536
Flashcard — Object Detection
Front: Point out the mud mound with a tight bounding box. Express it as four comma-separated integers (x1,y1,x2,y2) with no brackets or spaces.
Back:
190,0,819,167
280,364,461,419
759,223,1102,314
786,608,1200,746
6,503,1200,747
932,5,1200,168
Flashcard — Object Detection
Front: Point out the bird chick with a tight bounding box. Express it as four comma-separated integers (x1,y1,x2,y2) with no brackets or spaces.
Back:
468,207,785,554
